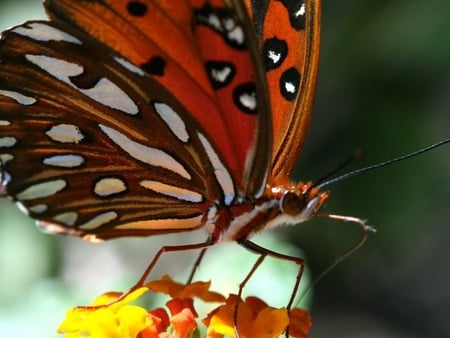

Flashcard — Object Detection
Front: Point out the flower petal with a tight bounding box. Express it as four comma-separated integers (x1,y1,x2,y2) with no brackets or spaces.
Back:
288,308,312,338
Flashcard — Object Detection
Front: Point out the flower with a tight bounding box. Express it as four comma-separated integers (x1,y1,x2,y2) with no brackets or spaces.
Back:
57,276,312,338
57,287,154,338
145,275,225,303
204,295,289,338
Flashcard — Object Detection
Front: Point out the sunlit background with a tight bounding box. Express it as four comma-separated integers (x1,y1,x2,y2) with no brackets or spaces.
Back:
0,0,449,337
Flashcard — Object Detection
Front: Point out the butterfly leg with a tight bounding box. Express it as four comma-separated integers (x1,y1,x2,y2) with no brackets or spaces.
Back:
132,239,215,290
236,240,306,337
186,247,208,284
92,239,215,307
240,240,305,310
307,213,375,285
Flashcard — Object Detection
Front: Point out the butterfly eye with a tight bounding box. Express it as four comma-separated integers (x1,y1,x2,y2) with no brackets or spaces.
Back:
280,190,306,216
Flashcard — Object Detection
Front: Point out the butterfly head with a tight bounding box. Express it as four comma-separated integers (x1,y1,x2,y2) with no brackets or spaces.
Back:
266,183,329,230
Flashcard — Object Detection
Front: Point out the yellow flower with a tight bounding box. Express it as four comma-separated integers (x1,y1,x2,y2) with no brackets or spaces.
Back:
58,287,153,338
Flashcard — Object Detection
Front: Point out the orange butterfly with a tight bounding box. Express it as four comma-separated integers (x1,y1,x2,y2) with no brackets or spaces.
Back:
0,0,332,305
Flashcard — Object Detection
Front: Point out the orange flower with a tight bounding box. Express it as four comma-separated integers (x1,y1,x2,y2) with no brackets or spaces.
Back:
204,295,289,338
146,275,225,302
287,308,312,338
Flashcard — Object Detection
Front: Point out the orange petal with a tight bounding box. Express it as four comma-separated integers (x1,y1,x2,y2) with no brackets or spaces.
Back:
288,308,312,338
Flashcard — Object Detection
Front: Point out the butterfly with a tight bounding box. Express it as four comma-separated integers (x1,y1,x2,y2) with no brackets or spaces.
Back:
0,0,325,299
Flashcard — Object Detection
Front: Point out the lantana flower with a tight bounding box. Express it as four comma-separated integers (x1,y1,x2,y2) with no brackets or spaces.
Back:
57,275,312,338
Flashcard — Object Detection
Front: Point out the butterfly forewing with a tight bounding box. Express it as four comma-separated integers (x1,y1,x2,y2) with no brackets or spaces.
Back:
44,0,271,192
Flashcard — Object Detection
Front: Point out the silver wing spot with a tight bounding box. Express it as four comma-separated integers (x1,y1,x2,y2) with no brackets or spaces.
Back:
28,204,48,214
99,124,192,180
197,132,235,206
0,137,16,148
114,56,145,76
153,102,189,143
94,177,127,197
78,211,118,230
16,179,67,200
25,54,139,115
43,154,85,167
13,22,82,44
45,124,84,144
140,180,203,203
53,211,78,226
0,90,36,105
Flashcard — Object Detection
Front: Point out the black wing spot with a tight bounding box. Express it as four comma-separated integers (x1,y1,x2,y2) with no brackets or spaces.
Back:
233,82,257,114
263,37,288,71
127,1,148,17
205,61,236,89
141,56,166,76
280,0,306,31
280,67,301,101
194,4,246,50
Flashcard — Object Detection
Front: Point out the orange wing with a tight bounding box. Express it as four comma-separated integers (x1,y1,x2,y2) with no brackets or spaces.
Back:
245,0,321,182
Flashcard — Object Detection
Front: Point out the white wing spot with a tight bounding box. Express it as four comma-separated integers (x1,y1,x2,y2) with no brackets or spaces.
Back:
0,90,36,105
79,211,118,230
198,132,235,205
284,81,297,94
99,124,191,180
268,50,281,65
153,102,189,142
228,25,244,46
206,14,221,30
211,66,232,84
43,154,85,167
13,22,81,44
94,178,127,197
0,137,17,148
46,124,84,144
239,92,257,111
140,180,203,203
25,55,139,115
0,120,11,126
296,4,306,18
16,179,67,200
53,212,78,226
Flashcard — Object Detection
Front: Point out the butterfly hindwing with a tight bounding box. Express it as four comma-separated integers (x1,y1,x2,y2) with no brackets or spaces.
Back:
247,0,321,181
0,20,230,239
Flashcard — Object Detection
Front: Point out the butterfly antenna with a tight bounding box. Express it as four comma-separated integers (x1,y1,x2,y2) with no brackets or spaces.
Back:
316,139,450,189
313,148,364,187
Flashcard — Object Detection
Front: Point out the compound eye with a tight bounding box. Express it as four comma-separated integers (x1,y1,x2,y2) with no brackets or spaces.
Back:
281,191,306,216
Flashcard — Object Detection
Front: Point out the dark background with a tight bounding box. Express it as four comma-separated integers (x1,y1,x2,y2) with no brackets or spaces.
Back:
0,1,449,337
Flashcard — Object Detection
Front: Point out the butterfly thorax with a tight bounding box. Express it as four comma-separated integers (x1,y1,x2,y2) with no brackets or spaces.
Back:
207,182,329,243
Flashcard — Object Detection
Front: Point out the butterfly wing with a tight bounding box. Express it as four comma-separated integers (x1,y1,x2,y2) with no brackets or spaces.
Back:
0,1,271,239
44,0,272,195
246,0,321,181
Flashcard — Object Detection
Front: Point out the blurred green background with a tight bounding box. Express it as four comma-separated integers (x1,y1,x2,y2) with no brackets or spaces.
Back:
0,0,449,337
